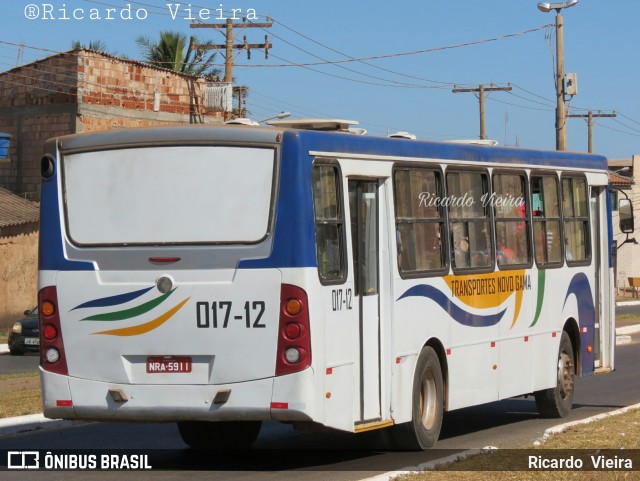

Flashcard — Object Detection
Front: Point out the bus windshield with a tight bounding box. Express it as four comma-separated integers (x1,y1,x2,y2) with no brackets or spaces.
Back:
62,145,276,246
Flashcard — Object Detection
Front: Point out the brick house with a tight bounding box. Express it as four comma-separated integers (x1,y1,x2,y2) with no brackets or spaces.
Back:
0,49,225,199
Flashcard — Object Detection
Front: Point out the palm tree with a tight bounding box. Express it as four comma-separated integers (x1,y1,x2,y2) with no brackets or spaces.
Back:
71,40,128,59
135,31,220,79
71,40,109,53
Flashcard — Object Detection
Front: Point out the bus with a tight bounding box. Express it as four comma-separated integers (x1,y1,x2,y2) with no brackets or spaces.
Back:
38,120,621,449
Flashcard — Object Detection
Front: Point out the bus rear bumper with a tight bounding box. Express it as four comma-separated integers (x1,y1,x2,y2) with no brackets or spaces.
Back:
40,368,316,423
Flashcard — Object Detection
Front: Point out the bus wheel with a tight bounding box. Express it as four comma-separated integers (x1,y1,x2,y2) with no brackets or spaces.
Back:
390,346,444,450
177,420,262,449
534,331,575,418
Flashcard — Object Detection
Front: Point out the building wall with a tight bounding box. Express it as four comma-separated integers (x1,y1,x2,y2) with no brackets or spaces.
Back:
0,51,78,198
0,50,223,198
0,230,38,326
78,50,214,123
612,155,640,293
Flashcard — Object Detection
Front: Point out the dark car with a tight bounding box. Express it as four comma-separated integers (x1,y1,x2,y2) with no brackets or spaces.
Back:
7,307,40,355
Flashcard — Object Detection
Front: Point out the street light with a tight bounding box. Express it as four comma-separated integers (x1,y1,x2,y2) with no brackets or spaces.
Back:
257,111,291,123
224,112,291,126
537,0,579,151
537,0,578,13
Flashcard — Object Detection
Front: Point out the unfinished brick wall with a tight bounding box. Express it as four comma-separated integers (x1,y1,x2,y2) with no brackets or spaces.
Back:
0,231,38,326
0,49,223,196
0,51,78,196
78,50,212,118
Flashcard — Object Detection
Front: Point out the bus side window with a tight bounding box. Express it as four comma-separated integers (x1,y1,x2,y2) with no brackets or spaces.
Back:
531,174,563,267
312,164,346,282
393,167,446,276
562,176,590,264
493,172,531,268
447,170,493,271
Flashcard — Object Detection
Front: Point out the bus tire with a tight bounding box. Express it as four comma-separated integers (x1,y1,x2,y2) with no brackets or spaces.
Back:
534,331,575,418
177,420,262,449
390,346,444,450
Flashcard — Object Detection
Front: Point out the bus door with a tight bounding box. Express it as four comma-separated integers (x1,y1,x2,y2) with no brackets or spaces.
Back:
348,179,384,424
591,186,612,371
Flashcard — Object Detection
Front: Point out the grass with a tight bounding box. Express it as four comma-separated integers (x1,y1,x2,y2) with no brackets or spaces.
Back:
0,372,41,419
394,408,640,480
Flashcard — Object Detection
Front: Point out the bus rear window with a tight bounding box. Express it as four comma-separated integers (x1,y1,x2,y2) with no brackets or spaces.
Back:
62,146,276,246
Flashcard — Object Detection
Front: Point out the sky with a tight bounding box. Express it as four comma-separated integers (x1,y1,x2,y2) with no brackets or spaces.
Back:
1,0,639,159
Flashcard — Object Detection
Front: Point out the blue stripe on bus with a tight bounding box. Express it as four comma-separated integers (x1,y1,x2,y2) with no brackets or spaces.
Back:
71,286,154,311
563,272,595,377
606,187,614,268
240,132,317,269
398,284,506,328
293,130,608,170
39,170,94,272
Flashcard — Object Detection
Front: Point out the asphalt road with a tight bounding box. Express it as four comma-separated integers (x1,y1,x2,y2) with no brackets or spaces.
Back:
0,352,39,375
616,302,640,316
1,334,639,480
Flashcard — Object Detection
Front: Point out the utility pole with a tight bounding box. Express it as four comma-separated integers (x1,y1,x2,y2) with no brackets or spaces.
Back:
452,84,512,140
567,111,617,153
191,18,272,117
191,18,272,83
555,11,567,151
537,1,580,150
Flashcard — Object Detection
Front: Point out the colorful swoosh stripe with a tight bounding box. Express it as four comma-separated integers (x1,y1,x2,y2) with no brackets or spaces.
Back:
530,269,546,328
93,298,191,337
442,270,525,328
71,286,154,311
80,289,176,321
398,284,506,328
75,287,189,336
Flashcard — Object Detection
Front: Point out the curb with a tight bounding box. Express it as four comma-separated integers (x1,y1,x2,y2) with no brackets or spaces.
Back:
616,300,640,306
533,402,640,445
361,404,640,481
0,413,85,437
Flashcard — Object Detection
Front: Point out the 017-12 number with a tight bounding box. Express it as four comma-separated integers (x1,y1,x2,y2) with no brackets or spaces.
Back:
196,301,266,329
331,288,352,311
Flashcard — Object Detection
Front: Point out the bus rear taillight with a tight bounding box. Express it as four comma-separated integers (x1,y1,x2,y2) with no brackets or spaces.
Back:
38,286,68,376
276,284,311,376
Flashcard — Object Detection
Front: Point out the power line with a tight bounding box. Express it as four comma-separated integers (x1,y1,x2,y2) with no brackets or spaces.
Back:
232,24,553,69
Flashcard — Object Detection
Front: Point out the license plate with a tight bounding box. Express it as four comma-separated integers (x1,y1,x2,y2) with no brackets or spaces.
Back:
146,356,192,373
24,338,39,346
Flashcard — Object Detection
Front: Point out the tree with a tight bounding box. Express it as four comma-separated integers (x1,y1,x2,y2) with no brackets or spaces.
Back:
72,40,109,52
71,40,127,59
135,31,220,79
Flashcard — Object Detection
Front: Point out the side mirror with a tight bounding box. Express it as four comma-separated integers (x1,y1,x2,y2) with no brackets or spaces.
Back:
24,309,31,315
619,198,634,234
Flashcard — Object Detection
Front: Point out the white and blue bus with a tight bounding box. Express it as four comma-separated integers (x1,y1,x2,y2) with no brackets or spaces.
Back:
38,120,619,449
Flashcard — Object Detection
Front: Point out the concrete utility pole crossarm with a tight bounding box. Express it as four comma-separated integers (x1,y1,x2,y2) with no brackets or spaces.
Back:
191,19,273,84
452,84,512,140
